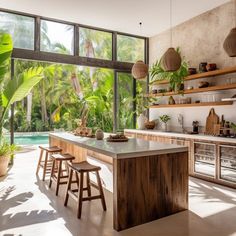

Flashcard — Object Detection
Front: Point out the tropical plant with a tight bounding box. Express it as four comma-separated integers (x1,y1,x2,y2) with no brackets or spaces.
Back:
0,33,44,140
0,142,18,157
159,115,171,124
149,48,188,92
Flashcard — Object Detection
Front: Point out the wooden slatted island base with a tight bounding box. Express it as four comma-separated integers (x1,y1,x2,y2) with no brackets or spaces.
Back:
49,132,189,231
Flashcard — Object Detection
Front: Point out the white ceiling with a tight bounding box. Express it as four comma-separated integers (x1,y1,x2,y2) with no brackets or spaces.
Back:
0,0,230,37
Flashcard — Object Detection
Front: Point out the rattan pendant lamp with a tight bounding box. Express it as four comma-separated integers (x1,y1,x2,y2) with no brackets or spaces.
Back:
161,0,181,72
223,0,236,57
131,22,148,80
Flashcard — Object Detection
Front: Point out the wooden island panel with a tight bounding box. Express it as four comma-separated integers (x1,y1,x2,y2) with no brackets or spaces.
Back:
113,151,189,231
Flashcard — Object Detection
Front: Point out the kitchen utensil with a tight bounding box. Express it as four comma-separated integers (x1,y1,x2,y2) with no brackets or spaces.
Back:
205,108,220,135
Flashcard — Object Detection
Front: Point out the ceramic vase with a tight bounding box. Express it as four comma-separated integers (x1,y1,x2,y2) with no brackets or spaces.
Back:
95,129,104,140
137,114,146,130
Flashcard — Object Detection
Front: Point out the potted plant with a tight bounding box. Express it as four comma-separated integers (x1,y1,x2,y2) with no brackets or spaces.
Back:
149,48,188,92
0,33,44,173
159,115,171,132
0,142,18,176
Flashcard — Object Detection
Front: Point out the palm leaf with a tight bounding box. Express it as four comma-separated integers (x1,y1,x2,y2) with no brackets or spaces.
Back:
2,67,44,107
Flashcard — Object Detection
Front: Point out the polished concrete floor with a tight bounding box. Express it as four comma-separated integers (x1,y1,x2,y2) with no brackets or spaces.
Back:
0,145,236,236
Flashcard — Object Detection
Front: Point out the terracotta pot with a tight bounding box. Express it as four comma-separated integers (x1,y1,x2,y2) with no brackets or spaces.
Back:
0,156,10,177
131,61,148,79
223,28,236,57
161,48,181,72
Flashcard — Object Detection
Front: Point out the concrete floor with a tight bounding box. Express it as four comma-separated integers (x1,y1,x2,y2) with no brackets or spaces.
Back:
0,145,236,236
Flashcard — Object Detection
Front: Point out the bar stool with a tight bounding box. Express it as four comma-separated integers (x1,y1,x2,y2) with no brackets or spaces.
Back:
49,153,75,196
36,146,62,181
64,161,106,219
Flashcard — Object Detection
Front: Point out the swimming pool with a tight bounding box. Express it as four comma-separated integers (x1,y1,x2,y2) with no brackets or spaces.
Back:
6,133,49,145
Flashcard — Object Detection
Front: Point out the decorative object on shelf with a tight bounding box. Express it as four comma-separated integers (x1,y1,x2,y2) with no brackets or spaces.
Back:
132,60,148,79
205,108,220,135
168,96,176,105
161,0,181,72
223,0,236,57
187,86,194,90
159,115,171,132
95,129,104,140
145,120,156,129
199,62,208,72
188,68,197,75
230,122,236,137
152,89,157,94
192,121,199,134
137,113,147,130
198,81,209,88
106,134,128,142
150,52,188,92
206,63,217,71
158,88,167,93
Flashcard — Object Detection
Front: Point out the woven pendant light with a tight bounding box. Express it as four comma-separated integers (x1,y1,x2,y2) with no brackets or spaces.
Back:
161,0,181,72
132,60,148,79
223,0,236,57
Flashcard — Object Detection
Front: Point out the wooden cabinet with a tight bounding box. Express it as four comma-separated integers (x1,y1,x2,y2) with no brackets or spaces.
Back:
125,131,236,188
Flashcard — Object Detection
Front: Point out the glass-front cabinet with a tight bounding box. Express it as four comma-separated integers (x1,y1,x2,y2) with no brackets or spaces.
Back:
194,142,216,177
220,145,236,183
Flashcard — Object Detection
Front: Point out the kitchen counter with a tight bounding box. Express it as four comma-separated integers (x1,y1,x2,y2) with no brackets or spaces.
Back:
125,129,236,144
49,132,189,231
49,132,188,159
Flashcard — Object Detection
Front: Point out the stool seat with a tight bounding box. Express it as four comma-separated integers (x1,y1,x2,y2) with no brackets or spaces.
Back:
39,146,62,153
69,161,101,172
52,153,75,161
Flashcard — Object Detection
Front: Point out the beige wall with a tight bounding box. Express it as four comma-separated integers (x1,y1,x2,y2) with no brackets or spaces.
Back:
149,1,236,131
149,1,236,67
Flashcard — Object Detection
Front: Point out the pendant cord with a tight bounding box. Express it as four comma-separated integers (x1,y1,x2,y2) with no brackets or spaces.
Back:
170,0,173,47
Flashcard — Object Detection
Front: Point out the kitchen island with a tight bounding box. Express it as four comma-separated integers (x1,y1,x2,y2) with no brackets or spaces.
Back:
49,132,189,231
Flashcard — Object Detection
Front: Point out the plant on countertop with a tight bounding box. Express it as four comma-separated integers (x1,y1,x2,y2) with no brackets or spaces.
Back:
149,48,188,92
159,115,171,132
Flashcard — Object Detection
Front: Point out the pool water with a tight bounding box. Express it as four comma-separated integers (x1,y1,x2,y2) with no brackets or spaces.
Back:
7,134,49,145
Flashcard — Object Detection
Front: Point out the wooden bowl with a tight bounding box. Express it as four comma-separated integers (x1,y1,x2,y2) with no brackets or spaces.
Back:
145,121,156,129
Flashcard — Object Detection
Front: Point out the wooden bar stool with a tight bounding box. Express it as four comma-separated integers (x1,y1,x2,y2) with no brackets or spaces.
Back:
49,153,75,196
36,146,62,181
64,161,106,219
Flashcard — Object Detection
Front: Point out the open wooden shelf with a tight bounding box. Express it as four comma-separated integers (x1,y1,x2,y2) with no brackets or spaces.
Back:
153,66,236,85
146,83,236,97
149,101,233,108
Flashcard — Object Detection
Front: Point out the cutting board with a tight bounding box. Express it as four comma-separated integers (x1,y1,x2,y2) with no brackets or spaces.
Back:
205,108,219,135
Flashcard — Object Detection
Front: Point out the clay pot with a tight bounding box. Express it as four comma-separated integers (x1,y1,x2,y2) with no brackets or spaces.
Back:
206,63,217,71
223,28,236,57
0,156,10,177
131,61,148,79
145,120,156,130
161,48,181,72
188,68,197,75
95,129,104,140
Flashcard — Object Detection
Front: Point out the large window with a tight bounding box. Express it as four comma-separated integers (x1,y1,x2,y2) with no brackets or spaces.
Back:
79,27,112,60
0,12,34,50
117,72,134,130
40,20,74,55
117,35,145,63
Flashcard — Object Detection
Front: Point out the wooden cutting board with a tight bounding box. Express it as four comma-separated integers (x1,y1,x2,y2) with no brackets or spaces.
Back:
205,108,220,135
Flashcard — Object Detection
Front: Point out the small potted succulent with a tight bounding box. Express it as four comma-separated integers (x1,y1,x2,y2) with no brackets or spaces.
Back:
159,115,171,132
0,142,17,176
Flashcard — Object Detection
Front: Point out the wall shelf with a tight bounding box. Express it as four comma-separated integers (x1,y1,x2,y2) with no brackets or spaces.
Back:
152,66,236,85
150,101,233,108
146,83,236,97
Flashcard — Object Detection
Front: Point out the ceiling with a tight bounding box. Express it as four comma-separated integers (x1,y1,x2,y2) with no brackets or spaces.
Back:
0,0,230,37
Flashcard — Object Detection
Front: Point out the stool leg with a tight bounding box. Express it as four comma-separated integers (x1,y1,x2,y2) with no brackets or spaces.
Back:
86,172,91,198
36,149,43,175
77,172,84,219
55,160,62,196
49,159,55,188
75,171,80,189
96,171,106,211
42,152,49,181
64,168,73,207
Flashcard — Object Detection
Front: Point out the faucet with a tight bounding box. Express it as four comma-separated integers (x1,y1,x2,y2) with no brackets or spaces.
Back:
178,114,185,133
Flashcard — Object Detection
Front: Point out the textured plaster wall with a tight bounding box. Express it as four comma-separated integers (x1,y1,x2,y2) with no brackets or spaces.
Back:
149,1,236,131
